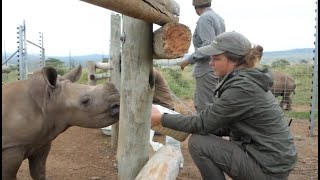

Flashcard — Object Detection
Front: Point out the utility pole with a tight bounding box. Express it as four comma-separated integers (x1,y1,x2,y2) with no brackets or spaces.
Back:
69,48,71,70
3,40,7,64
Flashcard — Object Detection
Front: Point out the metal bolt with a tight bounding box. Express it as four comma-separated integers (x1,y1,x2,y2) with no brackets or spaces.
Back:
120,32,126,43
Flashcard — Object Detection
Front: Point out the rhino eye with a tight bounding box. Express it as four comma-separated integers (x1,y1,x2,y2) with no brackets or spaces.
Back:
80,96,91,107
110,102,120,116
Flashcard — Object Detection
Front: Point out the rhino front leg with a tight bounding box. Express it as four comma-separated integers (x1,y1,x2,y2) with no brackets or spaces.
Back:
281,93,293,111
285,96,293,110
279,99,286,110
28,143,51,180
2,147,25,180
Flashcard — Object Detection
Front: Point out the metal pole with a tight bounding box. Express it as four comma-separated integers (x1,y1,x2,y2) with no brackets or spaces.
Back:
18,25,26,80
170,91,196,115
309,1,318,137
3,40,7,65
38,32,45,67
27,40,43,49
69,49,71,70
42,33,45,67
39,32,42,67
2,50,18,66
23,20,28,79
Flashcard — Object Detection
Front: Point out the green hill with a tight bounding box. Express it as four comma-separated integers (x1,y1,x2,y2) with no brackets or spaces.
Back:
2,48,315,67
260,48,315,65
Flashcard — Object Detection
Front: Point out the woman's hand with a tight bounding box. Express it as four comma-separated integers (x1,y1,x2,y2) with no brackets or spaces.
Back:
151,105,162,127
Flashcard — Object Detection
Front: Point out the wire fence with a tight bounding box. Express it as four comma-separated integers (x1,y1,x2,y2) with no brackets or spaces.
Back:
155,59,318,119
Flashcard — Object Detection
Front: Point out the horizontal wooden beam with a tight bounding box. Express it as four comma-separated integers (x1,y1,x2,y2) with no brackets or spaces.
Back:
153,22,191,59
89,72,110,80
2,66,11,73
135,145,183,180
81,0,179,26
95,62,113,70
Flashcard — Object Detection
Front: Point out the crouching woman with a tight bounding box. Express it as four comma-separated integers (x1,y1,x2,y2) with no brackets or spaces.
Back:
151,31,297,180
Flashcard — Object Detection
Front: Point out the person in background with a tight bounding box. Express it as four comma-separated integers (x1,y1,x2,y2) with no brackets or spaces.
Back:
180,0,225,113
151,31,297,180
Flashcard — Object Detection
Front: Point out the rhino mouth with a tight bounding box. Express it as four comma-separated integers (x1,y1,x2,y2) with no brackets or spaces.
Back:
109,102,120,117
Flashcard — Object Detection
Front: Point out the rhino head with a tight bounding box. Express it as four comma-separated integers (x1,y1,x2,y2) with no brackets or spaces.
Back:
39,65,120,128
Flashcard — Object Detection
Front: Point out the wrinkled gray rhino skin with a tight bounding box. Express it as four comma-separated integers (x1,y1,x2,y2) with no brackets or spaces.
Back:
270,70,296,110
2,65,120,180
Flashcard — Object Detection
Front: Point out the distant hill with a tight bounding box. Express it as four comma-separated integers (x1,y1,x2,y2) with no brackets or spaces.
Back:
155,48,315,67
260,48,315,64
2,48,315,67
2,54,110,68
48,54,110,67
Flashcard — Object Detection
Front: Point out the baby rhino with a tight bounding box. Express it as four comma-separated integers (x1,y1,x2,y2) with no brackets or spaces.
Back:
2,65,120,180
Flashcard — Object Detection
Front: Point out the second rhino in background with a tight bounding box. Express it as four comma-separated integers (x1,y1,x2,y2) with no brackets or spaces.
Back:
270,70,296,111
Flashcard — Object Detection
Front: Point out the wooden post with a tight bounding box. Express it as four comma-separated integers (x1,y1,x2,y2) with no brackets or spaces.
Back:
87,61,96,85
117,15,154,180
110,13,122,148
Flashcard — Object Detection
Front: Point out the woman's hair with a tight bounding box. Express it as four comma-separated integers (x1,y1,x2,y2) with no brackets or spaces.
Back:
224,45,264,68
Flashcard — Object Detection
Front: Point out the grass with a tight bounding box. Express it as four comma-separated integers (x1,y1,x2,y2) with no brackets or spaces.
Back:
2,70,20,83
285,111,318,120
158,66,195,100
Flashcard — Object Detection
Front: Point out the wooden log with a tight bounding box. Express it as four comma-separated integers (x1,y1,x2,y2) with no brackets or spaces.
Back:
80,0,179,26
89,72,110,81
155,0,180,16
95,62,113,70
2,66,11,73
87,61,96,85
117,15,154,180
135,145,184,180
153,22,191,59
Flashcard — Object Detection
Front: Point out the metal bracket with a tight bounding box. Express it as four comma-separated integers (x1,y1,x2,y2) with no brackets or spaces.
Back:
120,32,126,44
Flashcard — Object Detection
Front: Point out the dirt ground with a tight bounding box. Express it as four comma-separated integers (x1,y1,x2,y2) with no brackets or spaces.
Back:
16,104,318,180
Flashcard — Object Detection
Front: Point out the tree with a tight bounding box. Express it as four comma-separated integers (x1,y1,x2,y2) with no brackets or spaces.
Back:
271,59,290,68
261,64,271,69
46,58,64,67
45,58,67,75
300,59,309,64
102,57,109,63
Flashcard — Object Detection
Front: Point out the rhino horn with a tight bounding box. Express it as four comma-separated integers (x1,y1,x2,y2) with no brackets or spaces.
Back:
41,66,58,88
62,65,82,83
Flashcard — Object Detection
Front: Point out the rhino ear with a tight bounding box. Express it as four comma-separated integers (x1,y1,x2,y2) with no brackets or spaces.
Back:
62,65,82,82
41,67,58,88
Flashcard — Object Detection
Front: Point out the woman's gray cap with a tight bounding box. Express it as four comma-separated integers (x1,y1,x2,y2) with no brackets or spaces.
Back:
197,31,252,56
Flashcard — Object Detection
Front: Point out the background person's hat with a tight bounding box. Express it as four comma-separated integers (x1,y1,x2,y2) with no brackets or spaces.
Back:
192,0,212,7
197,31,252,56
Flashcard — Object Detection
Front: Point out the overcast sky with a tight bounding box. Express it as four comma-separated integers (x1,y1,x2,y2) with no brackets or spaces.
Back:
2,0,317,56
